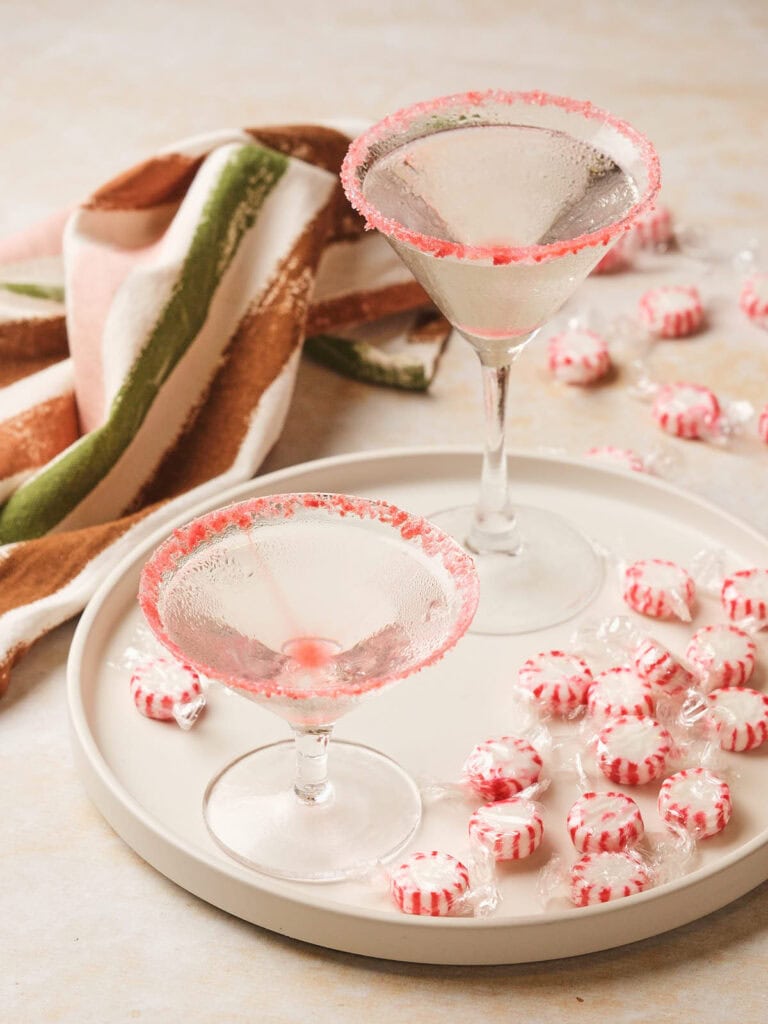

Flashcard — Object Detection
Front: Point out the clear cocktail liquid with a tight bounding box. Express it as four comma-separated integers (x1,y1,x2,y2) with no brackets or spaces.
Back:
362,124,640,349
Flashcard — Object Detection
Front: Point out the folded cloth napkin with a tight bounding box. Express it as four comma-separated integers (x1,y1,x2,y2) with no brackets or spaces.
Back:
0,125,448,693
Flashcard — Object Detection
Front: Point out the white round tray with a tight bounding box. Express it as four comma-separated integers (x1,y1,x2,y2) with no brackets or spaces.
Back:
67,447,768,964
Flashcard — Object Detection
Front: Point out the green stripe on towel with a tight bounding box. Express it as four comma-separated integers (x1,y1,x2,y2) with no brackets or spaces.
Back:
0,144,288,543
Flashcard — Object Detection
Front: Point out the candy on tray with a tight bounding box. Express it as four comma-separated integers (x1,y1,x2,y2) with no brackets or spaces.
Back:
623,558,696,621
517,650,593,716
468,797,544,861
638,285,704,338
685,624,756,691
462,736,544,801
390,851,470,916
569,849,652,906
657,768,732,839
587,666,656,720
546,328,611,384
739,271,768,330
652,382,721,440
567,791,645,853
706,686,768,752
129,657,206,729
631,635,695,693
721,568,768,626
595,715,673,785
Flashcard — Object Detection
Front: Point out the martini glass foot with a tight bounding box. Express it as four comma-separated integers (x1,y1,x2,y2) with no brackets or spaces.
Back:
430,504,604,634
203,740,421,882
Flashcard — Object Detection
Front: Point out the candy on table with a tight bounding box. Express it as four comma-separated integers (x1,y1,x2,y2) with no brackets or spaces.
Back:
390,851,470,916
584,446,648,473
721,568,768,626
468,797,544,861
631,635,694,693
623,558,696,621
739,271,768,329
657,768,732,839
707,686,768,752
517,650,593,716
592,240,633,275
567,791,645,854
631,203,674,249
587,666,656,720
570,849,652,906
758,403,768,444
546,328,611,384
638,285,704,338
129,657,206,729
685,624,756,691
652,382,721,440
595,714,673,785
462,736,543,801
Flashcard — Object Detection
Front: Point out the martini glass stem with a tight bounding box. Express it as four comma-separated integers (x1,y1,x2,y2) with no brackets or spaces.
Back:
468,349,523,555
293,726,333,804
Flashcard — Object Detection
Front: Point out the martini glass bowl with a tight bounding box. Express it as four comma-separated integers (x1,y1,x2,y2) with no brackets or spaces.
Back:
138,492,478,882
341,89,660,634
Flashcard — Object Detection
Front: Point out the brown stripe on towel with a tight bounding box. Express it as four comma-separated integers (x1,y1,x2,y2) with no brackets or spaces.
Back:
0,394,79,481
86,154,204,212
0,317,69,387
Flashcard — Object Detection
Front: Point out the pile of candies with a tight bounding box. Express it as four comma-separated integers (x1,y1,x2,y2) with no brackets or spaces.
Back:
541,202,768,450
386,554,768,917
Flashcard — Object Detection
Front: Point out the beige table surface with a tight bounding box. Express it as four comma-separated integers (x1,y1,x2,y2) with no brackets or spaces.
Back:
3,1,768,1021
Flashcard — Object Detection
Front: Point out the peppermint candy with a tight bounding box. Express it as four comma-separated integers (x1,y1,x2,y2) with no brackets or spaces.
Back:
638,285,704,338
468,798,544,861
390,852,470,916
707,687,768,752
685,624,756,691
547,328,611,384
595,715,673,785
129,658,205,729
652,382,721,440
721,569,768,626
658,768,732,839
584,446,647,473
567,791,644,853
517,650,593,715
463,736,543,802
623,558,695,621
587,666,656,720
758,403,768,444
570,850,652,906
739,271,768,329
631,636,694,693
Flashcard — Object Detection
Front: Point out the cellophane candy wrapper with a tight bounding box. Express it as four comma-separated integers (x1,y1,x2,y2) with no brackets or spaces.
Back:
110,623,207,730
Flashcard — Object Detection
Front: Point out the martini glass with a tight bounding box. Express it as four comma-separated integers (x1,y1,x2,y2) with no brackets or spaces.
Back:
138,492,478,882
341,90,661,634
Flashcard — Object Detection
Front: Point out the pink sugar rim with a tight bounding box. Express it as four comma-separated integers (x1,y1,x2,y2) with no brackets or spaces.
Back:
138,492,479,702
340,89,661,267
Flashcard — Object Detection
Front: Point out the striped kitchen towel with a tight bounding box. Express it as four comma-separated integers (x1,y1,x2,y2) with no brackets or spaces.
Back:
0,125,446,693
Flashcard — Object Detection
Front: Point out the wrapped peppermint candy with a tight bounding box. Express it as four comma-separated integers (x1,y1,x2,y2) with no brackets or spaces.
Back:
706,686,768,752
595,715,673,785
129,657,206,730
623,558,696,621
546,328,611,384
390,851,470,916
517,649,593,717
652,382,722,441
567,791,645,854
638,285,704,338
658,768,732,840
739,271,768,330
587,666,656,720
462,735,544,802
685,624,757,692
721,569,768,628
468,797,544,861
569,849,652,906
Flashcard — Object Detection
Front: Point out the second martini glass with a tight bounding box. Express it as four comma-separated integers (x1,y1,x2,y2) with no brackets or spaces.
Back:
341,90,660,634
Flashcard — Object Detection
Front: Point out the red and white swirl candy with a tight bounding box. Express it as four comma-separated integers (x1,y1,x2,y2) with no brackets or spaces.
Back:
758,403,768,444
587,667,656,720
685,624,756,691
652,382,721,440
390,851,470,916
623,558,695,621
547,328,611,384
739,271,768,330
570,850,652,906
584,446,647,474
517,650,593,715
632,203,674,249
596,715,673,785
130,658,205,729
468,798,544,861
638,285,704,338
463,736,543,802
707,687,768,752
567,791,644,853
721,569,768,626
631,636,694,693
658,768,732,839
